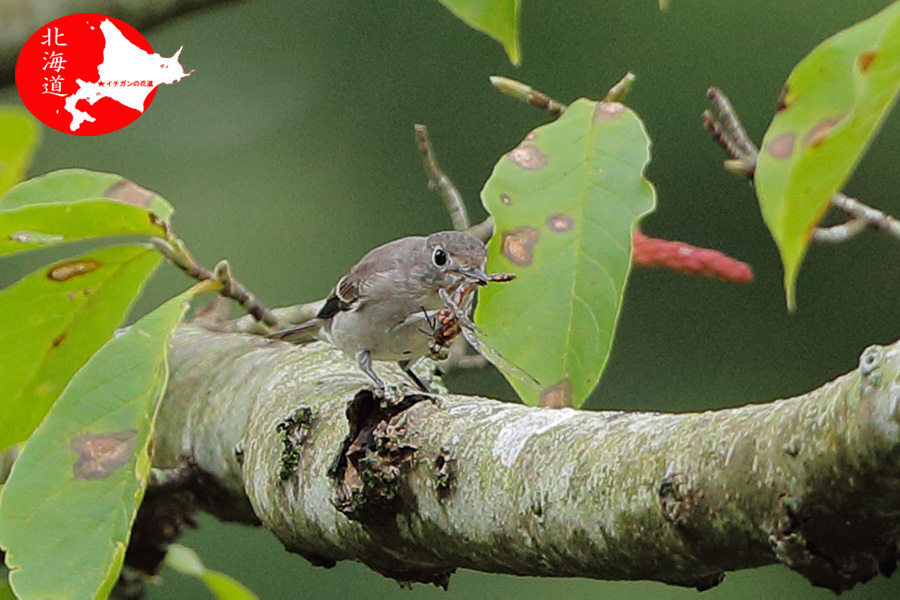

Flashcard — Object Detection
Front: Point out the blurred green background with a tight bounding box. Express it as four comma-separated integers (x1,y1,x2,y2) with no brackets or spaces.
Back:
2,0,900,597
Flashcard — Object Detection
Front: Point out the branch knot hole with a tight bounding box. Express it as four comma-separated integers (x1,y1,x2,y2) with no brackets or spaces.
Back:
658,472,703,528
860,345,883,377
331,390,426,523
433,446,456,498
859,345,884,398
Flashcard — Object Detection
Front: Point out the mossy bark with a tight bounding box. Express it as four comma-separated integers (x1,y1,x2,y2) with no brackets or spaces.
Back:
151,325,900,592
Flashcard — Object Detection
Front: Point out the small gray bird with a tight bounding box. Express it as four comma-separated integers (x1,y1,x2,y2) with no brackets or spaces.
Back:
269,231,488,393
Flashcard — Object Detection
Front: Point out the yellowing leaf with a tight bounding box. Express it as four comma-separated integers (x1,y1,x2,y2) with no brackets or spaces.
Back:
756,1,900,308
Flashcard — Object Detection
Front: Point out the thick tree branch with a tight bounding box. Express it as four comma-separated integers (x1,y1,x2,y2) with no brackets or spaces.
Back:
147,324,900,593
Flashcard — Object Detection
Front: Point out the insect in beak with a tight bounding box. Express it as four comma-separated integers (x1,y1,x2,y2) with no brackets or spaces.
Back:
453,266,490,286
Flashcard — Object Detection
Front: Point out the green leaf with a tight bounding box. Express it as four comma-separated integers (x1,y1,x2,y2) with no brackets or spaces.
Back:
0,168,173,223
0,245,162,452
0,200,169,258
0,285,205,600
475,99,656,407
0,107,40,198
756,1,900,309
165,545,258,600
438,0,521,65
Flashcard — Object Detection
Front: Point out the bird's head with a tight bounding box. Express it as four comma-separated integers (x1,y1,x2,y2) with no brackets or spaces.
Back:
423,231,488,289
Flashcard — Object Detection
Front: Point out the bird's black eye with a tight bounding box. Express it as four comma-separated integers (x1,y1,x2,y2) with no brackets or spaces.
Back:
432,247,447,267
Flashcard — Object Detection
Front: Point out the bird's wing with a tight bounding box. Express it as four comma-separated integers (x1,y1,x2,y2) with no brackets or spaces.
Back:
316,237,423,320
317,274,357,319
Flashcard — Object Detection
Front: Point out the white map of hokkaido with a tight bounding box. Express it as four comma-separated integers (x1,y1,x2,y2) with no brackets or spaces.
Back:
64,19,192,131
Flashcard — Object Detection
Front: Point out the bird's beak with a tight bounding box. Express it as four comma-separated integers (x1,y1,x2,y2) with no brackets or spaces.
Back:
454,266,490,286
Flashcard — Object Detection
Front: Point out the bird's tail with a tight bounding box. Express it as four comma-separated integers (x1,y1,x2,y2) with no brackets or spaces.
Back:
267,319,323,344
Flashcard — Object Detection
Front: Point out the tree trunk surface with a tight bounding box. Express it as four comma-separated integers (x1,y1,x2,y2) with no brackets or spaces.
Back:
147,325,900,593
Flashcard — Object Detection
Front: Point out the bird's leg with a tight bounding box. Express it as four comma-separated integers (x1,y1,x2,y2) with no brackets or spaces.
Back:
398,359,430,393
418,306,436,334
356,348,386,395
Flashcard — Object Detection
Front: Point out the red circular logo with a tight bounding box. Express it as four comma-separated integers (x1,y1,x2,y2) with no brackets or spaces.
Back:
15,14,190,136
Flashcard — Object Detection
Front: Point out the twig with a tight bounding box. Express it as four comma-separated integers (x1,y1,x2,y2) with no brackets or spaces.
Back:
466,217,494,243
812,218,869,243
414,124,470,231
706,87,757,160
703,87,900,242
490,73,636,118
151,238,279,328
702,87,757,178
830,192,900,240
413,125,487,367
489,76,567,117
604,72,636,103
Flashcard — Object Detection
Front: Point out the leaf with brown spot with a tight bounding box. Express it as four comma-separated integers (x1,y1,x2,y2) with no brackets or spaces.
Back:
103,178,173,222
546,214,574,233
507,145,548,170
0,168,173,224
47,259,101,281
501,226,540,266
0,169,174,259
593,101,626,120
860,51,877,72
477,98,656,407
0,245,161,452
765,133,796,159
756,2,900,309
0,285,202,600
776,85,790,112
0,200,168,258
72,431,137,479
802,114,847,147
540,379,573,408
